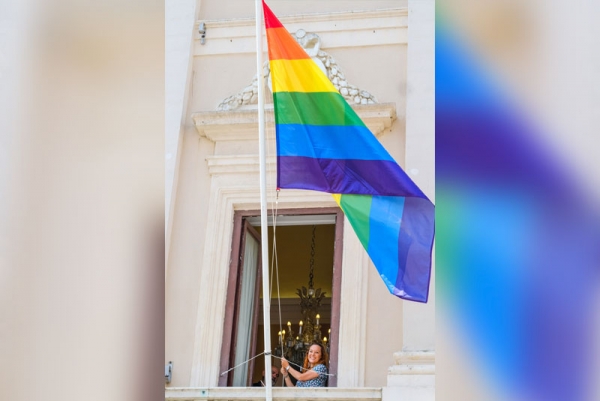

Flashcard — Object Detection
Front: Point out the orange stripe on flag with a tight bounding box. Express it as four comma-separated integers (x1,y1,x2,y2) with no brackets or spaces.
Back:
266,27,310,61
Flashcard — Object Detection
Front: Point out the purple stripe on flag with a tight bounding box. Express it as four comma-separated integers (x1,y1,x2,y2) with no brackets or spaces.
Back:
278,156,428,198
394,197,435,302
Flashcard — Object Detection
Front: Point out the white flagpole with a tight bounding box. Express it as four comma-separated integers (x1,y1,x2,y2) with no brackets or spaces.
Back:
255,1,272,401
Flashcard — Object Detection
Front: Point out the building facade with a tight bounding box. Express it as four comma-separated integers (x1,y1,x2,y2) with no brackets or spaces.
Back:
165,1,435,399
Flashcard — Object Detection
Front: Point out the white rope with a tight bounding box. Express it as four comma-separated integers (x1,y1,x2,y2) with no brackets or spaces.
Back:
220,351,267,376
265,112,284,341
272,193,283,336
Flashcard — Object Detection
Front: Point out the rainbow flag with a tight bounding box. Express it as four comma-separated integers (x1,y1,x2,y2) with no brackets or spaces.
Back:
262,1,435,303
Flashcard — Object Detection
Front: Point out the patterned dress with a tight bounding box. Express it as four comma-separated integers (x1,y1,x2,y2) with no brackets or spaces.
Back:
296,364,328,387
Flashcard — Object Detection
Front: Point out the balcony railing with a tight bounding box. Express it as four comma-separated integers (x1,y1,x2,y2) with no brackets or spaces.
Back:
165,387,382,401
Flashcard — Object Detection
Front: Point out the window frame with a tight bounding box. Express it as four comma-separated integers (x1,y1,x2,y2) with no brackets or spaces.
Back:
218,207,344,387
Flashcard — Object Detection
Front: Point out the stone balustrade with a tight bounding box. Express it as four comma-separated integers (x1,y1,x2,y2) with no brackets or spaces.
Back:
165,387,382,401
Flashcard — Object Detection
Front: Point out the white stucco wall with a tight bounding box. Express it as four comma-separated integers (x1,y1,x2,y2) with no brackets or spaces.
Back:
166,0,200,264
383,1,435,399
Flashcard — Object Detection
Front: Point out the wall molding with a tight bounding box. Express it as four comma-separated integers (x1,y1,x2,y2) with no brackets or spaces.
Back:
193,8,408,56
192,103,397,141
336,218,370,387
189,182,370,387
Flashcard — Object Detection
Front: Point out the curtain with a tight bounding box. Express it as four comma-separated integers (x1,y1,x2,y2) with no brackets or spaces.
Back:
232,233,259,386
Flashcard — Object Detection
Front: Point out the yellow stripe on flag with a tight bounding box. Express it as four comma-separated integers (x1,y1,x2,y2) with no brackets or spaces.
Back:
332,194,342,206
270,59,338,93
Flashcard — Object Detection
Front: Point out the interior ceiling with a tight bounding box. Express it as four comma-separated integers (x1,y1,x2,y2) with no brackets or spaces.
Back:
252,220,335,299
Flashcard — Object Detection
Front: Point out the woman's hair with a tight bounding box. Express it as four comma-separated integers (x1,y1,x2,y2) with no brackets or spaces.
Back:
302,342,329,371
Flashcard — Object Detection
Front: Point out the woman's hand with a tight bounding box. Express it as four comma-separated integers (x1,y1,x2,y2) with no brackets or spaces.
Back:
281,358,290,370
280,367,287,376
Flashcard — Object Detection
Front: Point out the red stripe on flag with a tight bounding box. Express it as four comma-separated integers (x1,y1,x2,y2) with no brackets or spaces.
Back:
262,1,283,29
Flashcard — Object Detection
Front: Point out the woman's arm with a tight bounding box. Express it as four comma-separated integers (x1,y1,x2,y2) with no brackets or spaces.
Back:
281,366,293,387
280,358,321,383
286,365,320,382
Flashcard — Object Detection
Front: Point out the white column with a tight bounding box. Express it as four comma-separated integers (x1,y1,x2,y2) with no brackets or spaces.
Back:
402,0,435,353
384,1,435,399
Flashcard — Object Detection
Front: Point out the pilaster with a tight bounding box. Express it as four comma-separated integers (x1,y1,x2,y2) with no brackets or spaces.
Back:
382,351,435,401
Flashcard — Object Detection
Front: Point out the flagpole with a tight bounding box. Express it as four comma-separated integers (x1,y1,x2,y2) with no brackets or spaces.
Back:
255,1,273,401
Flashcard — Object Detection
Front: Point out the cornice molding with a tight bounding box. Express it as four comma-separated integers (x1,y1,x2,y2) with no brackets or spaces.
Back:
192,102,397,142
389,364,435,375
394,350,435,365
206,155,275,176
388,350,435,376
193,8,408,56
197,8,407,29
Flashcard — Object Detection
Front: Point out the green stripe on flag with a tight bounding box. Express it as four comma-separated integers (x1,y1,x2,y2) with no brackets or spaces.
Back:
339,194,372,249
274,92,365,127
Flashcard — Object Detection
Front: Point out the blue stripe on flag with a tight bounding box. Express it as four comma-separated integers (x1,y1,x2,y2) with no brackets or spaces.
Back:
368,195,405,292
276,124,395,161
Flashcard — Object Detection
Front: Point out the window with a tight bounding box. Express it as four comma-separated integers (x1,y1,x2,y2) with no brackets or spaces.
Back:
219,208,344,387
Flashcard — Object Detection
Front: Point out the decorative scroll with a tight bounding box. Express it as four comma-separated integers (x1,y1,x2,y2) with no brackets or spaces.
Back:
217,29,377,111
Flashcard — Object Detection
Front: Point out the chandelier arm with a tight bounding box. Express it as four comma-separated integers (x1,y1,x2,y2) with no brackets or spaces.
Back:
308,225,316,290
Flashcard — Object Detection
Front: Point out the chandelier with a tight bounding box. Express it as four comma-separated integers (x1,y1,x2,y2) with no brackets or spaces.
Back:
275,225,330,368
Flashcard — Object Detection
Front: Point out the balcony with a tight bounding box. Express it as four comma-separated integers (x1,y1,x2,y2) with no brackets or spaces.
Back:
165,387,382,401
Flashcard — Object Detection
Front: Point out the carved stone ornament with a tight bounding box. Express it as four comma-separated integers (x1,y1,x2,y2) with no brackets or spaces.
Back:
217,29,378,111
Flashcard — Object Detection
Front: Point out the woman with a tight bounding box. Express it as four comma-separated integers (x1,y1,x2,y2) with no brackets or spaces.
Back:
280,343,328,387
